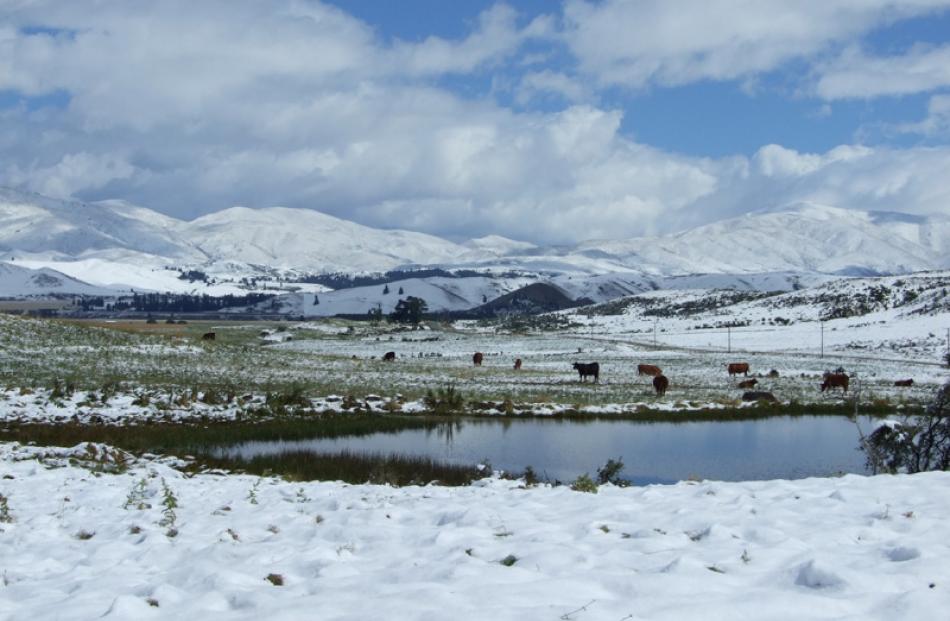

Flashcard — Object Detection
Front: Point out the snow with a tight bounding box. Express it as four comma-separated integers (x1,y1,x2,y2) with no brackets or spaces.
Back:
0,261,119,297
3,188,948,300
2,441,949,620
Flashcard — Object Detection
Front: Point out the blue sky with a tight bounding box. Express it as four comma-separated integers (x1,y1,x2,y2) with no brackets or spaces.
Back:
2,1,950,243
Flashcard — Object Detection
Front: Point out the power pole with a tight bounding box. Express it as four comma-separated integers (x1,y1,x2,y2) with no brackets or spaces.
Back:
820,321,824,359
727,325,731,354
653,318,657,348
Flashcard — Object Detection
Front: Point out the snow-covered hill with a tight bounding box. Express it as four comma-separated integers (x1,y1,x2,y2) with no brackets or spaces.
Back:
0,261,119,297
2,188,948,301
575,203,950,276
186,206,470,272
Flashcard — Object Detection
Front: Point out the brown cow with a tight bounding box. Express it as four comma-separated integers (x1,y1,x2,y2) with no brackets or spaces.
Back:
728,362,750,376
383,351,396,362
742,391,778,403
513,358,522,370
894,378,914,387
637,364,662,377
821,373,850,393
652,374,669,396
737,378,758,389
473,352,484,366
202,332,215,341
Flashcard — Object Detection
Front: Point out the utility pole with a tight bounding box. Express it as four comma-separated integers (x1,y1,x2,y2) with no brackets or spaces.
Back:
727,325,731,354
820,320,824,359
653,318,658,348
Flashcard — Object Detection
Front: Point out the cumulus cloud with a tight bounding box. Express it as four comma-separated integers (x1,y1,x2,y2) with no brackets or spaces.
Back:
1,0,949,245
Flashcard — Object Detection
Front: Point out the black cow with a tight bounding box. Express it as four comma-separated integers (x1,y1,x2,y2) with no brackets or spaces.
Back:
573,362,599,383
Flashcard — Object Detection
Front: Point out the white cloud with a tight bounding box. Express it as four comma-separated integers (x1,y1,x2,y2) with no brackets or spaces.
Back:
5,152,135,198
562,0,950,89
1,1,950,246
894,94,950,135
816,44,950,99
516,70,591,104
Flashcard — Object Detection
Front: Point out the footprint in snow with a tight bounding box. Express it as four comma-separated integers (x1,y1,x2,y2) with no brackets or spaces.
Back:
884,546,920,562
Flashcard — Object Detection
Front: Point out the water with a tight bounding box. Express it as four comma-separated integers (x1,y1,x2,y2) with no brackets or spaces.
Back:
218,416,874,485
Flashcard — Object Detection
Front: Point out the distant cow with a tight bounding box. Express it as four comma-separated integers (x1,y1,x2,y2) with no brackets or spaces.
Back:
821,373,850,393
767,369,780,378
894,378,914,387
383,351,396,362
202,332,216,341
637,364,662,377
728,362,749,376
737,378,758,389
573,362,600,383
653,374,669,396
742,391,778,403
513,358,522,371
473,352,484,366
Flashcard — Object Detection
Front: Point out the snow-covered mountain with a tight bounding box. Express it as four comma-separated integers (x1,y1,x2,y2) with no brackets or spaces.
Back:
573,203,950,276
186,206,470,272
0,261,119,297
1,188,948,300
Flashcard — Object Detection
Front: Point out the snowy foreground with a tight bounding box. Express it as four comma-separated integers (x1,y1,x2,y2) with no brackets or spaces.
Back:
2,443,949,620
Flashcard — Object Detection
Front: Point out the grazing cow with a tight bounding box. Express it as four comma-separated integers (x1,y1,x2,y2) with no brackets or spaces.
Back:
728,362,750,376
767,369,780,378
573,362,600,383
894,378,914,387
821,373,850,393
737,378,758,389
513,358,522,371
473,352,484,366
742,391,778,403
653,374,669,396
382,351,396,362
637,364,662,377
202,332,215,341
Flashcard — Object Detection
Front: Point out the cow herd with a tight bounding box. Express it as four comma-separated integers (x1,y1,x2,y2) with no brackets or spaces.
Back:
372,349,915,398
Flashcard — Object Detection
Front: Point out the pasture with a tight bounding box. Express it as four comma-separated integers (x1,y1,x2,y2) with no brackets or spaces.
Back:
0,313,942,416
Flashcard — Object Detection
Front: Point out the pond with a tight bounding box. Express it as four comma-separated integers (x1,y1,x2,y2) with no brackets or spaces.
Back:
217,415,876,485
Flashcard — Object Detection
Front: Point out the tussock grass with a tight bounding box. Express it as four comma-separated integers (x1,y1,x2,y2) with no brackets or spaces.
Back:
206,449,483,486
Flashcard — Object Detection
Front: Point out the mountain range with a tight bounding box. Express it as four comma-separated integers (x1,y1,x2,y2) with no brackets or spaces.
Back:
1,186,948,306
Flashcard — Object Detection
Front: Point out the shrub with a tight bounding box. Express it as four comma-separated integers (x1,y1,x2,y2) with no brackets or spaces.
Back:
861,381,950,474
423,385,465,415
0,493,12,523
596,458,629,486
570,473,598,493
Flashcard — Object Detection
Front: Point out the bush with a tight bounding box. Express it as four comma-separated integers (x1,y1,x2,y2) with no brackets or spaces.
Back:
423,385,465,415
861,381,950,474
570,473,598,493
596,458,629,486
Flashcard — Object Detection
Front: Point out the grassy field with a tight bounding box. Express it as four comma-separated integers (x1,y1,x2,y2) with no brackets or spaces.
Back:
0,314,942,413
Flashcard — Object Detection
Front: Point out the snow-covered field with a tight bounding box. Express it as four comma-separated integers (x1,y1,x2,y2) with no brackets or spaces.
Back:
2,442,949,620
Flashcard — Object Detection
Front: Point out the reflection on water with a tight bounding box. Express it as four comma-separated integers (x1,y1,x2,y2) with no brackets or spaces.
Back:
218,416,874,485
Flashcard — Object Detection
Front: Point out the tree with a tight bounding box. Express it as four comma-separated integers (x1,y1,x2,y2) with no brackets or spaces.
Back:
383,284,390,295
313,295,319,305
368,306,383,323
398,286,404,295
389,296,428,325
861,381,950,474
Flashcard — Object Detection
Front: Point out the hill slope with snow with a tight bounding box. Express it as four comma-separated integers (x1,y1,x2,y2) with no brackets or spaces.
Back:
2,188,948,299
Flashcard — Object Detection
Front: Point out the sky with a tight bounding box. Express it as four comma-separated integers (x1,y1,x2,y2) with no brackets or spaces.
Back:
1,0,950,244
